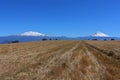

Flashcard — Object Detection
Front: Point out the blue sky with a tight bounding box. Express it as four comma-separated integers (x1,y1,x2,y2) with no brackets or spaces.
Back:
0,0,120,37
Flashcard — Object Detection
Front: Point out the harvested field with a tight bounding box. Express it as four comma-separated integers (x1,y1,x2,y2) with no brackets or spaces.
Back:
0,40,120,80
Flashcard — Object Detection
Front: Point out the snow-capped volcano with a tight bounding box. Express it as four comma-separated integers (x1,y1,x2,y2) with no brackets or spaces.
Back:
20,31,48,36
91,32,109,37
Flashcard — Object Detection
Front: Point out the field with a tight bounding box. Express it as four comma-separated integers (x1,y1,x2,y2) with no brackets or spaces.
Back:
0,40,120,80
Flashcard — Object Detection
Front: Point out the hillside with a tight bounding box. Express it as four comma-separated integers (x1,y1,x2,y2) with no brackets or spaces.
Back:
0,40,120,80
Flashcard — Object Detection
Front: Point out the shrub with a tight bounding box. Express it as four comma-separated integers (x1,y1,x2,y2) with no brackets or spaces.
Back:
92,39,97,41
55,39,58,40
42,38,47,41
108,51,114,56
9,40,19,43
49,39,52,40
111,38,115,41
104,39,107,41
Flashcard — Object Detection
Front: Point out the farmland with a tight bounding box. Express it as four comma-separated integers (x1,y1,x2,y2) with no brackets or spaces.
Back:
0,40,120,80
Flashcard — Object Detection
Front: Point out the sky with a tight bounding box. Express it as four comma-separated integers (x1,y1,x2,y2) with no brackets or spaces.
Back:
0,0,120,37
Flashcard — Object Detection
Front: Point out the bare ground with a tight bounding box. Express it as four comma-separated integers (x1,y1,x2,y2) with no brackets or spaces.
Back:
0,40,120,80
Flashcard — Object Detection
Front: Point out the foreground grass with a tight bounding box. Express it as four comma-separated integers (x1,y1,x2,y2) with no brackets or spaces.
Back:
0,40,120,80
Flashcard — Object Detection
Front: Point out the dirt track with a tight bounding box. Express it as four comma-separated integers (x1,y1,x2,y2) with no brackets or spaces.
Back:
0,41,120,80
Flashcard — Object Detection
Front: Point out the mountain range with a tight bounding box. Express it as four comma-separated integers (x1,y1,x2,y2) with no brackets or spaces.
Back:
0,31,120,44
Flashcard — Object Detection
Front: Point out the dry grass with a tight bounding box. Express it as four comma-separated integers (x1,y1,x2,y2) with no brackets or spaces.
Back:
0,40,120,80
86,41,120,80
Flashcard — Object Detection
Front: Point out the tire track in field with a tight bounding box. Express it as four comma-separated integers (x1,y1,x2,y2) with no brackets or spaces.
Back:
84,42,120,80
35,41,80,80
41,41,81,80
82,44,106,80
42,41,109,80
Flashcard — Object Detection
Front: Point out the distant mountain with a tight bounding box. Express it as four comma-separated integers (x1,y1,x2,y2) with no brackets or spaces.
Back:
75,32,120,40
0,31,69,44
0,36,69,44
19,31,48,36
75,36,120,40
0,31,120,44
91,32,109,37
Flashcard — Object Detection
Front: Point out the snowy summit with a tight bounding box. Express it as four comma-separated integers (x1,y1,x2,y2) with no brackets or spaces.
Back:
20,31,48,36
91,32,109,37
